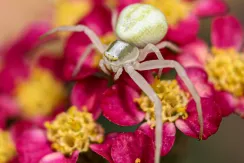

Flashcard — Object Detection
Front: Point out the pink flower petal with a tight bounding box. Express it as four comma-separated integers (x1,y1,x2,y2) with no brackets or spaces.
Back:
10,121,34,143
194,0,228,17
117,0,140,11
175,97,222,140
101,83,145,126
0,95,20,129
0,23,49,93
211,15,243,50
166,15,200,45
177,67,214,97
40,151,79,163
177,39,209,68
139,122,176,156
90,133,118,163
119,71,154,93
9,157,19,163
71,76,108,119
3,22,50,62
38,56,65,80
177,52,204,68
111,130,154,163
64,5,112,80
0,60,29,93
16,128,52,163
63,46,99,81
214,91,236,117
235,98,244,118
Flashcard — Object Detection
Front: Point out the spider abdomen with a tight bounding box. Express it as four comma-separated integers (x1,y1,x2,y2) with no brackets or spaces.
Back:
116,3,168,48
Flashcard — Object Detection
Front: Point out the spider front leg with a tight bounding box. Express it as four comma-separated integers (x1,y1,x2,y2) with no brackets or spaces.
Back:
136,60,203,139
111,9,118,31
99,59,111,76
124,64,162,163
114,67,123,80
156,41,181,53
139,44,165,77
72,44,95,77
41,25,106,53
42,25,107,77
139,42,180,77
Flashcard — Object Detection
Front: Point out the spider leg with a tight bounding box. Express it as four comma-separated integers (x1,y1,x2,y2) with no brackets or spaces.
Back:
114,67,123,80
111,9,118,31
156,41,181,53
99,59,111,75
139,44,165,77
124,64,162,163
41,25,105,53
72,44,95,77
136,60,203,139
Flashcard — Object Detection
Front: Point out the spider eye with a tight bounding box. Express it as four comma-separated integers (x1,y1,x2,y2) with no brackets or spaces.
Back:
116,3,168,48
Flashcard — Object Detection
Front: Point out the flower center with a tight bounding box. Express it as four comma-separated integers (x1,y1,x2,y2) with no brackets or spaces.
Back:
143,0,193,26
206,47,244,97
135,158,141,163
54,0,92,27
92,32,116,68
15,67,67,118
135,79,189,127
105,0,118,9
45,106,104,155
0,130,16,163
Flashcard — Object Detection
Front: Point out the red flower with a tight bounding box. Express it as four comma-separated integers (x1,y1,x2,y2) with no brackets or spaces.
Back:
64,0,228,81
0,23,67,128
99,68,221,156
64,5,114,80
16,106,104,163
91,130,155,163
114,0,228,45
177,15,244,117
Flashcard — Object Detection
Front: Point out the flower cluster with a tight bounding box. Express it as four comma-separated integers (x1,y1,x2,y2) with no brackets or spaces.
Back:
0,0,243,163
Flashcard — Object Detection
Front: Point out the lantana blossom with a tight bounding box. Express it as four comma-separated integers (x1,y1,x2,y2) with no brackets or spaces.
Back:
177,15,244,117
0,23,67,128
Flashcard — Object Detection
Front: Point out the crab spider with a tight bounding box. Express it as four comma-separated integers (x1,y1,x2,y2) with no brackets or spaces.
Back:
42,4,203,163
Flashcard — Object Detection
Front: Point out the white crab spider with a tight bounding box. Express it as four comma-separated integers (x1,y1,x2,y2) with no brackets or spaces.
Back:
42,3,203,163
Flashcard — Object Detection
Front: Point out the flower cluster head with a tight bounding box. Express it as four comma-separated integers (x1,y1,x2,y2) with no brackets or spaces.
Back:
177,15,244,118
0,0,243,163
45,106,104,155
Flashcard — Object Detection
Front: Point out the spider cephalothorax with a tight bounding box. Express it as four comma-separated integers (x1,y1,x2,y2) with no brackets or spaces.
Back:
104,40,138,62
42,3,203,163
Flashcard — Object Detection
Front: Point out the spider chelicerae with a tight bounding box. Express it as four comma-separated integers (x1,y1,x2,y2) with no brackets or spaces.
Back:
42,3,203,163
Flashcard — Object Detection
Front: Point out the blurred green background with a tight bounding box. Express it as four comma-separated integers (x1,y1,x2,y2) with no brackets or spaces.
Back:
0,0,243,163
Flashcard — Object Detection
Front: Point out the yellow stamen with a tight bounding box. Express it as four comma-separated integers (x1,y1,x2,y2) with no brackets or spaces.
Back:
144,0,193,26
0,131,16,163
135,79,189,127
135,158,141,163
105,0,119,9
53,0,92,27
206,47,244,97
45,106,104,155
15,67,67,118
100,32,116,45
